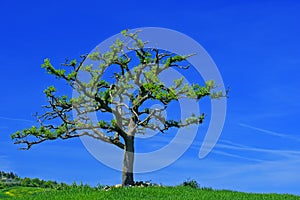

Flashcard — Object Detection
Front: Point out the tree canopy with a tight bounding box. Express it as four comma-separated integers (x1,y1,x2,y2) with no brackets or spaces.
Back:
11,30,225,185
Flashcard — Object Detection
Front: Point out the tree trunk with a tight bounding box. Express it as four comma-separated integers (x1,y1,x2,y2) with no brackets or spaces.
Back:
122,135,135,186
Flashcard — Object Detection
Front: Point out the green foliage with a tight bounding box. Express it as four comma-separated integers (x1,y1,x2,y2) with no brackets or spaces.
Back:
174,77,184,88
182,179,199,188
41,58,77,81
0,171,18,180
184,113,205,125
43,86,56,97
165,55,187,66
111,119,117,127
41,59,66,78
0,171,68,190
11,125,60,141
121,29,128,36
98,120,108,129
0,182,5,189
69,59,77,66
165,120,179,128
17,177,55,188
139,82,178,104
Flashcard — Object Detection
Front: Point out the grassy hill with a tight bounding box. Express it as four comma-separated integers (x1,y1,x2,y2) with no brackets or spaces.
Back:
1,186,300,200
0,172,299,199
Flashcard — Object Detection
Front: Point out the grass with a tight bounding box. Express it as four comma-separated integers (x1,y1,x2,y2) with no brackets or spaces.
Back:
0,186,299,200
0,187,44,198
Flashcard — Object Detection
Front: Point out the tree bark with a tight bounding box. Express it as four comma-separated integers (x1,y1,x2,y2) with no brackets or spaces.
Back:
122,135,135,186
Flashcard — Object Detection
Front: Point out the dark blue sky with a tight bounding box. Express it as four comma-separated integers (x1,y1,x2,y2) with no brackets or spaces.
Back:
1,0,300,195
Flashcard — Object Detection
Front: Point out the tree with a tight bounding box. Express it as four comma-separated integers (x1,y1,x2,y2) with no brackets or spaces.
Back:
11,30,225,186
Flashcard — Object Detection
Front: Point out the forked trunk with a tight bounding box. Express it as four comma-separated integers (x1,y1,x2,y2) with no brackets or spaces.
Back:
122,135,134,186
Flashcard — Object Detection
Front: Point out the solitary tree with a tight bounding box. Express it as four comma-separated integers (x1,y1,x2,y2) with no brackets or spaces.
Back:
11,30,224,186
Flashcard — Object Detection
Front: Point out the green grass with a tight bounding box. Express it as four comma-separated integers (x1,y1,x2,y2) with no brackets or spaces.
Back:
1,186,299,200
0,187,45,198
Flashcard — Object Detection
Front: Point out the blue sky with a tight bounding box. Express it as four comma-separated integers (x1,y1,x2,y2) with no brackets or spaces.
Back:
1,0,300,195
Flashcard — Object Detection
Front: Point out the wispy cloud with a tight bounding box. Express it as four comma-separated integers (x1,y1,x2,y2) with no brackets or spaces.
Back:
169,135,300,194
239,123,300,142
212,150,265,162
204,139,300,162
216,143,300,158
219,139,249,148
211,124,300,163
0,116,36,124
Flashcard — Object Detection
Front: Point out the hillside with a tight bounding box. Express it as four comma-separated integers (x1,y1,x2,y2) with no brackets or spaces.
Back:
0,172,299,199
1,185,300,200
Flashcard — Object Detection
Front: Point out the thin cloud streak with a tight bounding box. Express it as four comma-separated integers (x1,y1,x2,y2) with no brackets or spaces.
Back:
201,139,300,161
216,144,300,158
212,150,265,162
219,139,249,148
239,123,300,142
0,116,36,123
